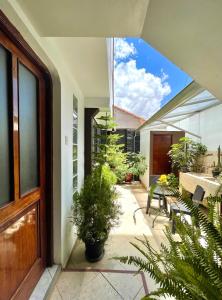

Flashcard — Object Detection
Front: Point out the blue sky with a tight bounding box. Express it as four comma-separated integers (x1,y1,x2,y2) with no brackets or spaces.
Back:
114,38,192,119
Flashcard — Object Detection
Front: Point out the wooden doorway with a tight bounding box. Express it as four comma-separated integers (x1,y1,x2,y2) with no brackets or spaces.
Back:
152,134,172,175
150,131,185,176
0,12,52,300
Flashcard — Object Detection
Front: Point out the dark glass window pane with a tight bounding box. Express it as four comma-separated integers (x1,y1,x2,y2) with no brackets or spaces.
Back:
73,145,77,160
73,96,78,113
73,129,77,144
73,175,78,191
73,160,77,175
19,63,39,195
0,46,11,205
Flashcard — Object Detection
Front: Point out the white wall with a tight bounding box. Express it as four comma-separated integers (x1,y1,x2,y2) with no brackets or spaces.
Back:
60,72,84,266
174,104,222,149
139,125,166,189
140,129,150,189
1,2,85,267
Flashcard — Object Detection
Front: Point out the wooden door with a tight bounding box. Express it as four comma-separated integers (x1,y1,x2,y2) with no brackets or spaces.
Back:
152,134,172,175
0,30,47,300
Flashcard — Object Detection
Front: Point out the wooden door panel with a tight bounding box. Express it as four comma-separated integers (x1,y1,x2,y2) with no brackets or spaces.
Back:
153,134,172,175
0,25,47,300
0,207,38,300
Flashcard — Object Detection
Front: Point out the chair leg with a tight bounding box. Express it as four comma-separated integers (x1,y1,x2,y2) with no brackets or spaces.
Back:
146,195,151,214
169,209,172,220
172,218,176,234
171,210,176,234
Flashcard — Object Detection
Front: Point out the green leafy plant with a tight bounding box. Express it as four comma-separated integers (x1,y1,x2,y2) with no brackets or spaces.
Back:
168,137,207,172
116,185,222,299
127,152,147,178
72,164,121,243
166,173,179,188
157,173,179,189
93,114,129,182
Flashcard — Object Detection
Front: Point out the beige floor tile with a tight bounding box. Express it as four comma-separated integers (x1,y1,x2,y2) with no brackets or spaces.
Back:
49,287,62,300
101,272,143,299
78,273,122,300
133,286,146,300
54,271,99,299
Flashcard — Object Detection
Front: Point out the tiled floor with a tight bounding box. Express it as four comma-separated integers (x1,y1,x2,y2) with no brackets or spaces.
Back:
49,183,170,300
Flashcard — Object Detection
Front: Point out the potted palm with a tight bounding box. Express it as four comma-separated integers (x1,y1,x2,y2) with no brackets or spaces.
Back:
168,137,207,173
72,164,121,262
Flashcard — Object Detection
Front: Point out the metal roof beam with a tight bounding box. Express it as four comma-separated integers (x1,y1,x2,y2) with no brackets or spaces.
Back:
159,120,201,139
163,112,198,124
161,111,195,119
180,97,217,107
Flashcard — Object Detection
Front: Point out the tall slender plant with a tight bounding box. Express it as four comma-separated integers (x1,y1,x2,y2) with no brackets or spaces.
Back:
94,114,129,182
116,184,222,299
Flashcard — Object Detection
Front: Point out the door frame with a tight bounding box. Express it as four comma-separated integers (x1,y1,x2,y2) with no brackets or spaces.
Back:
150,131,185,175
0,9,53,267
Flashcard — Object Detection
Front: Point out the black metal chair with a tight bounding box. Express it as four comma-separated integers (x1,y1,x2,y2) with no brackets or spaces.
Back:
146,175,162,214
170,185,205,234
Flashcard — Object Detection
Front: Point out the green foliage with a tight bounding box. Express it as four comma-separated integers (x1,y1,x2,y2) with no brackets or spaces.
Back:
127,152,147,177
72,164,121,243
166,173,179,189
168,137,207,172
116,185,222,299
94,114,129,182
157,173,179,189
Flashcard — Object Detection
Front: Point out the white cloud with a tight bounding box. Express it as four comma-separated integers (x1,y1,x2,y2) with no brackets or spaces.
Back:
161,68,169,82
114,60,171,119
114,38,137,60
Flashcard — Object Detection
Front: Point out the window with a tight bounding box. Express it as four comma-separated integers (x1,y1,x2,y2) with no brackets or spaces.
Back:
0,46,12,206
73,96,78,194
19,63,39,195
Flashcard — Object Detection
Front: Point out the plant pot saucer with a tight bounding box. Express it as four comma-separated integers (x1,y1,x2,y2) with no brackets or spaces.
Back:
85,249,105,263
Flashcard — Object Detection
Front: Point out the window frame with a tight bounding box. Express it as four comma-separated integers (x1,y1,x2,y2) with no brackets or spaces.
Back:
73,95,78,194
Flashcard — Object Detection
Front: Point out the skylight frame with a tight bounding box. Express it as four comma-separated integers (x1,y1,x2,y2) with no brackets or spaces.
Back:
138,81,222,131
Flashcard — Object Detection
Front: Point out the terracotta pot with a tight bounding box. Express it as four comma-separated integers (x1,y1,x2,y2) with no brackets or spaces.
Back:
125,173,133,182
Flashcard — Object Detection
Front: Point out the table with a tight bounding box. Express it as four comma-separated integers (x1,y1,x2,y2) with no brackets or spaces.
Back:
146,185,173,228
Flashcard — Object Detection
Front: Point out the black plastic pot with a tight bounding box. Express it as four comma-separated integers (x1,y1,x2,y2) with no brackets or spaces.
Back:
85,239,105,262
212,170,221,178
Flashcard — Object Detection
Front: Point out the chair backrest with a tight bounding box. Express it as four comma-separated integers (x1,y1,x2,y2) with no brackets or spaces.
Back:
192,185,205,202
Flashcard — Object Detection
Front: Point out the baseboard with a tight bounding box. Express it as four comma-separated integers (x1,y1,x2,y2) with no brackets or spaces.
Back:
29,264,61,300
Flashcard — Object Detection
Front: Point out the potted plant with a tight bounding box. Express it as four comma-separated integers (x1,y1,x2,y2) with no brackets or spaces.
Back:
72,164,121,262
126,152,147,182
168,137,207,173
212,146,222,177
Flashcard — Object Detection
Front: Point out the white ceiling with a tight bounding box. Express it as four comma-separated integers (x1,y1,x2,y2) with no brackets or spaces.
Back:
12,0,222,104
17,0,149,37
47,37,109,98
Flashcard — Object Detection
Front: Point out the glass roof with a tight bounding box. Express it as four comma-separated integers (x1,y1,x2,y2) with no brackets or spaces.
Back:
139,83,222,130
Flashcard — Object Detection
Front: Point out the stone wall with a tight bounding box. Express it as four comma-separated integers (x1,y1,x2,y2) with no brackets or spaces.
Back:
201,151,221,175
